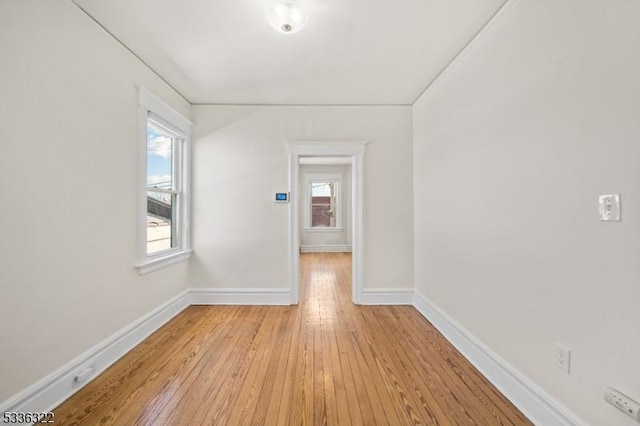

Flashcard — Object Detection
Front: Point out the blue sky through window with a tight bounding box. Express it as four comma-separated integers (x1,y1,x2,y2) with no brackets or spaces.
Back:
312,182,332,197
147,125,172,188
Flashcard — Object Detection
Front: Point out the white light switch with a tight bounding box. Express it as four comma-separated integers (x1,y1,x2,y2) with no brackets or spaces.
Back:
599,194,621,222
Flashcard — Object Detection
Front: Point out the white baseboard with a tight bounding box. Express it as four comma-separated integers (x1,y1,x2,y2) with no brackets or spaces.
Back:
0,290,190,420
300,245,352,253
4,286,582,426
190,288,291,305
413,291,585,426
359,288,414,305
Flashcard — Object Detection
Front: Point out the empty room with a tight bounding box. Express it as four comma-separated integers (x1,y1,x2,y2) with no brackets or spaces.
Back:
1,0,639,424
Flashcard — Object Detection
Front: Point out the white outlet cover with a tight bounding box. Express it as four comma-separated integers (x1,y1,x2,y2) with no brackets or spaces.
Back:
599,194,621,221
553,343,571,374
604,386,640,422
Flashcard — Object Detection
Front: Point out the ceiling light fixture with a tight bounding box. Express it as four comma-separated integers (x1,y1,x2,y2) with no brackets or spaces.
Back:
265,0,308,34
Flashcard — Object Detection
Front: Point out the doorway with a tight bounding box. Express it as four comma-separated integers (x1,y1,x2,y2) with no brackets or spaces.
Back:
287,141,367,305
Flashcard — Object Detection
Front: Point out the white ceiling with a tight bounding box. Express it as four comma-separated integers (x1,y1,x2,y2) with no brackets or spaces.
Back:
72,0,507,105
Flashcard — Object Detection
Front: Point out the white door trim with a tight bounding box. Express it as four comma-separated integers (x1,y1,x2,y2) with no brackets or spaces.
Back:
286,141,367,304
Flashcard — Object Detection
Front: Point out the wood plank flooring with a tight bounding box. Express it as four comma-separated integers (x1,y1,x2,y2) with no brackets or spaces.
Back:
54,252,531,425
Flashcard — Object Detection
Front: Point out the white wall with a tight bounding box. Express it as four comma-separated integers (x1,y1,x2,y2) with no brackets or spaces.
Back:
299,164,352,249
0,0,190,402
190,106,413,291
413,0,640,424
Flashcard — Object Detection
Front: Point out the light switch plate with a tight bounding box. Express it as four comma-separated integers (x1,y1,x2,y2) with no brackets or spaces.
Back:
599,194,621,222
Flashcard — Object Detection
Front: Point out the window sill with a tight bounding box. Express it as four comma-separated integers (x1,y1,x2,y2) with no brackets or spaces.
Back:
303,227,344,232
136,249,192,275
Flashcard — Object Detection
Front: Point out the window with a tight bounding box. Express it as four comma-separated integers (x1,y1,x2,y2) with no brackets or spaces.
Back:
311,182,336,227
305,174,342,229
137,88,192,273
146,118,181,255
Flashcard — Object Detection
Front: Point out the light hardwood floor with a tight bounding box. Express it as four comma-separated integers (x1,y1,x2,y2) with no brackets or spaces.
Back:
54,252,531,425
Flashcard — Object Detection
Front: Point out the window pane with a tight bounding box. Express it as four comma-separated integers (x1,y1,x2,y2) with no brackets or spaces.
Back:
147,191,175,255
311,205,335,227
311,195,331,205
147,122,173,190
311,182,333,197
310,181,337,227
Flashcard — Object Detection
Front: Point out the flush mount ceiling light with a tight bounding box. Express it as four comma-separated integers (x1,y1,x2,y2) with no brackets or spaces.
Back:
265,0,308,34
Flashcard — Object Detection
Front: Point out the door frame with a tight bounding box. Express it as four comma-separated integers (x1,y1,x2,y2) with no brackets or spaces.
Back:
287,141,367,304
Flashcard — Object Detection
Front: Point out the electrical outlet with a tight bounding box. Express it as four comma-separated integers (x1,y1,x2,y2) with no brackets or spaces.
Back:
599,194,621,221
553,343,571,374
604,386,640,422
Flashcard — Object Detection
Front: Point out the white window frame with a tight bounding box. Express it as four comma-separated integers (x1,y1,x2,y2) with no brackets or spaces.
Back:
304,173,343,231
136,87,192,274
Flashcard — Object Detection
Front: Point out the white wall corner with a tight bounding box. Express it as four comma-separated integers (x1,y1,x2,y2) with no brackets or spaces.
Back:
412,290,586,426
190,288,291,305
0,290,190,418
358,288,414,305
139,86,193,131
411,0,519,106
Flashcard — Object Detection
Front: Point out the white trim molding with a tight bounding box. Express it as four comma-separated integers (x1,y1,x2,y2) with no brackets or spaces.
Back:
304,173,343,229
286,141,368,305
138,87,193,130
300,245,352,253
1,285,586,426
413,291,586,426
190,288,291,305
135,250,192,274
0,290,190,418
136,87,193,274
359,288,414,305
0,288,288,418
